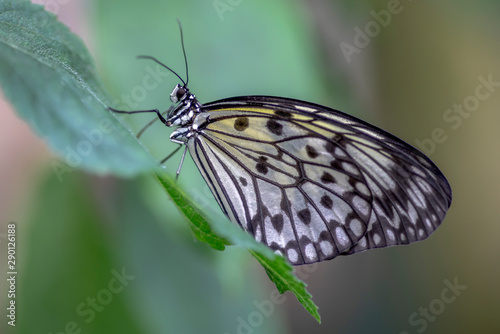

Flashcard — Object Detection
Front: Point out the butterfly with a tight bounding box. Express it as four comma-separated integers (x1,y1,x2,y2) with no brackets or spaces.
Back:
109,23,452,265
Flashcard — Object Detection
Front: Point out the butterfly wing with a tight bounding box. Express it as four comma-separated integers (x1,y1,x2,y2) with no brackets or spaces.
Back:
187,96,452,265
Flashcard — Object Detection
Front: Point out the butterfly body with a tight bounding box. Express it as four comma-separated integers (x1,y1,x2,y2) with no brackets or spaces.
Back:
156,86,452,265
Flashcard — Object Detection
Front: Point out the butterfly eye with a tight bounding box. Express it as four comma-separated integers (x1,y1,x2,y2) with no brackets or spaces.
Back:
170,84,187,103
176,87,186,100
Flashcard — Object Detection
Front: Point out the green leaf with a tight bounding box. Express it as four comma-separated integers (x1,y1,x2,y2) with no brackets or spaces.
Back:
251,251,321,323
0,0,156,177
155,172,321,322
155,172,230,251
0,0,320,322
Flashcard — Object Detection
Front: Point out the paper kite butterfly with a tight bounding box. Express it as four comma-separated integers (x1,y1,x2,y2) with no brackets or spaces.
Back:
109,23,452,265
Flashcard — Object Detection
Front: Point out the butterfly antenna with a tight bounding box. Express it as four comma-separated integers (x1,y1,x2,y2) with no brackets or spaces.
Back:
136,55,186,86
176,19,189,86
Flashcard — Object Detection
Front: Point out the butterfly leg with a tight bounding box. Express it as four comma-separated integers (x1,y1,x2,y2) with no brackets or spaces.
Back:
175,146,188,180
108,106,171,129
160,145,182,165
135,106,174,138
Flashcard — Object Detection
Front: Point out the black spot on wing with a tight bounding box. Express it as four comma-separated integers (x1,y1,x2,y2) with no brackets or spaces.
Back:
266,119,283,136
320,172,335,184
320,195,333,209
305,145,319,159
234,117,249,131
274,110,293,118
330,159,343,171
239,177,248,187
255,156,268,175
298,208,311,225
271,214,284,233
325,141,336,155
333,134,343,142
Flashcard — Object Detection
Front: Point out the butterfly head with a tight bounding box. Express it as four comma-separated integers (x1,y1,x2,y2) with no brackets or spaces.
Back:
166,84,200,127
170,84,188,104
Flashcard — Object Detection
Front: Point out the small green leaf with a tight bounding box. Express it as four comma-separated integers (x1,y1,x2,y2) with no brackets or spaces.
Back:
251,251,321,323
0,0,156,177
155,172,321,322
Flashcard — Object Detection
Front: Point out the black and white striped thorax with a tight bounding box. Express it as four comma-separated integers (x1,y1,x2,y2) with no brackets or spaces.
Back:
167,84,202,144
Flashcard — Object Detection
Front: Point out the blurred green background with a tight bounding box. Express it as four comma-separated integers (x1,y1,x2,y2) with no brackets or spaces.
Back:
1,0,499,333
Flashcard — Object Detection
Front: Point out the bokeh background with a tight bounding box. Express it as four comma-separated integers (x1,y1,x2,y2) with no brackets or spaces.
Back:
1,0,499,333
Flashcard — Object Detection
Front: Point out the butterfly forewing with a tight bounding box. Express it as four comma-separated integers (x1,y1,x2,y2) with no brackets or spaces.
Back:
187,96,451,265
